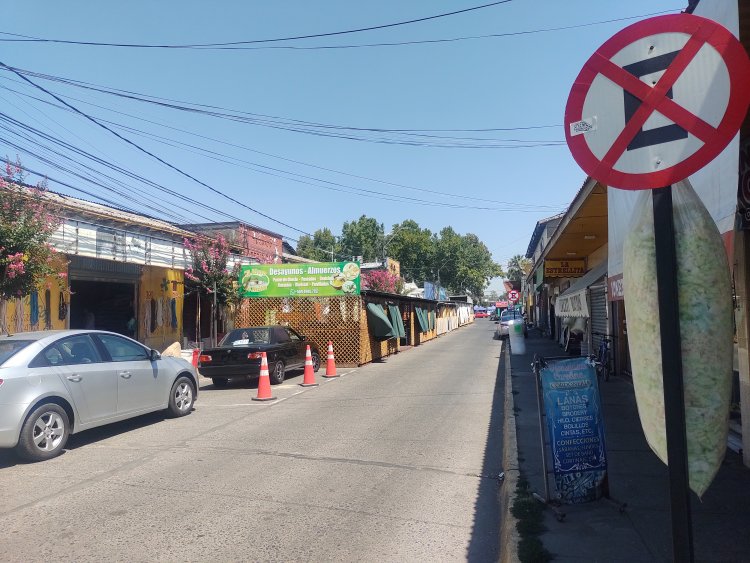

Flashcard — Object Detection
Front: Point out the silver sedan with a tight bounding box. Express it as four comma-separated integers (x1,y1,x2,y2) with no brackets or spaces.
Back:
0,330,197,462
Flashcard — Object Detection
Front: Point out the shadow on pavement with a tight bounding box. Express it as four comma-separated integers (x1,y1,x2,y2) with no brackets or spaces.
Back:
465,334,505,562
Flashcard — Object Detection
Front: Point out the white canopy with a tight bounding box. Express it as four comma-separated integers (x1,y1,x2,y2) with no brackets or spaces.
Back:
555,261,607,318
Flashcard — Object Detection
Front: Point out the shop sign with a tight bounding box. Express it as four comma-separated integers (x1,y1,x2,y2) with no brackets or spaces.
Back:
608,274,625,301
540,356,608,504
544,260,586,277
239,261,360,298
556,290,589,317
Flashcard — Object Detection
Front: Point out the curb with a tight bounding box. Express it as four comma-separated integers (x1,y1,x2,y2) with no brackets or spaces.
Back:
500,341,521,563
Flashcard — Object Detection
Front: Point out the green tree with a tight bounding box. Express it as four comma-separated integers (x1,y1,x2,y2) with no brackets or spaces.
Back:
382,220,435,283
429,228,501,299
453,233,503,298
0,160,67,300
340,215,384,263
296,228,340,261
506,255,532,284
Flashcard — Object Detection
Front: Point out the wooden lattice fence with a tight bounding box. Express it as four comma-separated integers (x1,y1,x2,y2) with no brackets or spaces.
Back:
235,294,458,367
235,296,363,366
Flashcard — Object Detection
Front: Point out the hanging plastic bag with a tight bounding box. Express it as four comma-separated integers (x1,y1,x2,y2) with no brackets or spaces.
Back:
623,180,734,498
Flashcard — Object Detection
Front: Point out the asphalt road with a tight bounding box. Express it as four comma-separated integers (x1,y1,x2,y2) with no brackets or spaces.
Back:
0,321,506,562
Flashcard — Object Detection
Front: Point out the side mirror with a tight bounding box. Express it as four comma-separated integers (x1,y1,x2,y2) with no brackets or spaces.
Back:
150,349,161,361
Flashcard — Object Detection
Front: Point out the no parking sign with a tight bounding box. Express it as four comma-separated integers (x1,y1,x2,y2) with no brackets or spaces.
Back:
565,14,750,189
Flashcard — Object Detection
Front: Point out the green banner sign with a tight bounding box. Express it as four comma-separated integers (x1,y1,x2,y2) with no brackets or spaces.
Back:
239,261,361,298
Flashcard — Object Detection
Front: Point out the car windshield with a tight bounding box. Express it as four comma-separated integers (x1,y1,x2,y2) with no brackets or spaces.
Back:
220,328,271,346
501,311,522,322
0,340,34,365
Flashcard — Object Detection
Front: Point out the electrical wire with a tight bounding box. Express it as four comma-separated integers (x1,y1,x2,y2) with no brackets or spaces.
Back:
0,60,317,237
0,75,568,209
1,67,565,149
0,108,354,259
0,2,512,48
0,8,680,51
164,10,684,51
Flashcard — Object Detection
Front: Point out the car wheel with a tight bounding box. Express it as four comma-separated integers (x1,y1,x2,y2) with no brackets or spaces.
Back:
269,361,285,384
311,352,321,373
212,377,229,388
16,403,70,462
168,376,195,417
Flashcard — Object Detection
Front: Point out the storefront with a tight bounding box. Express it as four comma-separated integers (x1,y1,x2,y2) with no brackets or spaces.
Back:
554,261,608,357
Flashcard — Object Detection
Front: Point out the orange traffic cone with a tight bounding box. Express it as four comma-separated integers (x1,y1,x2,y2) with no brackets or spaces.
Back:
191,348,200,367
323,341,339,378
299,345,319,387
252,352,276,401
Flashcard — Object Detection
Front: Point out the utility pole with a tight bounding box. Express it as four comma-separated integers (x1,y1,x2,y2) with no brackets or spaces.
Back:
212,281,218,347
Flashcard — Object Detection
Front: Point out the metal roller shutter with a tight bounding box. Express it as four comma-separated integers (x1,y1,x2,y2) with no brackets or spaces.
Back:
590,284,608,353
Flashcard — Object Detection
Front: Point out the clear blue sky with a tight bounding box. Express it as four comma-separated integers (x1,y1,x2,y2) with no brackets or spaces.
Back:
2,1,683,292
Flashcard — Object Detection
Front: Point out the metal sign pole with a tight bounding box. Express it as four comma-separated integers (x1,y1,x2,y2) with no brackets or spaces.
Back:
532,356,551,503
652,186,694,562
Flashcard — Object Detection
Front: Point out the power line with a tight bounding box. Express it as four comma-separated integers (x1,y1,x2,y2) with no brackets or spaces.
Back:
1,66,565,149
0,2,512,49
0,109,353,259
1,76,567,209
0,60,316,237
160,10,684,51
0,8,680,51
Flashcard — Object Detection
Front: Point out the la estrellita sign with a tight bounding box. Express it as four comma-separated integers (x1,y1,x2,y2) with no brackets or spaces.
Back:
544,260,586,277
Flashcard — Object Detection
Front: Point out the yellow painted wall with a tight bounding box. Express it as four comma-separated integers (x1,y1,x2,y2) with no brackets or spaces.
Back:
138,266,184,351
0,277,69,334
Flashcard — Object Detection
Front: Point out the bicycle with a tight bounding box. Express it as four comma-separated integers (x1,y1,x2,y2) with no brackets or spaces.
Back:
590,333,611,381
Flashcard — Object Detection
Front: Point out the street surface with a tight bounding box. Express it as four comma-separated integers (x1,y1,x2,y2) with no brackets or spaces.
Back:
0,321,505,562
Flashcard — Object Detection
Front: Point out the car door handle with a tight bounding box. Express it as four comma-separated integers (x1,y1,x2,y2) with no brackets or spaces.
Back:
66,375,82,382
119,371,132,379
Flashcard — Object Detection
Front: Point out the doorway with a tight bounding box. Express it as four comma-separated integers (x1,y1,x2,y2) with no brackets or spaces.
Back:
69,280,136,337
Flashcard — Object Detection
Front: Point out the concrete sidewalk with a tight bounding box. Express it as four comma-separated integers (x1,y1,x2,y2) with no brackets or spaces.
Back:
502,328,750,562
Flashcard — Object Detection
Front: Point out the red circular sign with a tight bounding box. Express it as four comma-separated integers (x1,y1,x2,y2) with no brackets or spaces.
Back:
565,14,750,190
508,290,519,301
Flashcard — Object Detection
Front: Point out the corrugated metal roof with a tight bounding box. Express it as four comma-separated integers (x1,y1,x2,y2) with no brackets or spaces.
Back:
31,185,195,238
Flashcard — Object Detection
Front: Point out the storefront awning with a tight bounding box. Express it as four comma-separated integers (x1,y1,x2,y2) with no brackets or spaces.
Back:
555,261,607,318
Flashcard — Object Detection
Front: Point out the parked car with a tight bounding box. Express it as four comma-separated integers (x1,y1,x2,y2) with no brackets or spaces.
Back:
495,310,527,339
0,330,197,462
474,311,489,319
198,325,321,387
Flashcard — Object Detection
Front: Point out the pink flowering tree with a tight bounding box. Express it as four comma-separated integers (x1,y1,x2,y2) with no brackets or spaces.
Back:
361,269,404,294
183,234,240,306
0,158,68,300
183,234,241,345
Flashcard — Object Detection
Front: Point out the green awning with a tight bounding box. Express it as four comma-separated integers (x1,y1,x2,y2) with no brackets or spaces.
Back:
415,307,429,333
366,303,396,341
388,305,406,338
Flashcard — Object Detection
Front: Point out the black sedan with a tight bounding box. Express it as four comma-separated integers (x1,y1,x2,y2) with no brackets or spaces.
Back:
198,325,321,387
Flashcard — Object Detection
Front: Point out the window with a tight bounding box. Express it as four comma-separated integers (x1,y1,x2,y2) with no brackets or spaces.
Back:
274,327,291,344
0,340,34,366
95,334,149,362
287,329,301,343
59,335,102,365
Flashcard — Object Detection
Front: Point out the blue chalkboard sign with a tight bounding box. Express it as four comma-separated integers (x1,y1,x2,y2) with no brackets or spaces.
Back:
540,356,607,504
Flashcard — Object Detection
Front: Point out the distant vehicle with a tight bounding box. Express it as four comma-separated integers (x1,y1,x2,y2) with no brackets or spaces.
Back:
0,330,197,462
474,311,489,319
198,325,321,387
495,309,527,339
